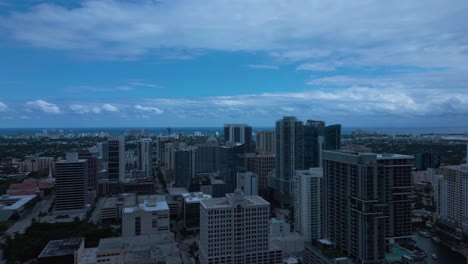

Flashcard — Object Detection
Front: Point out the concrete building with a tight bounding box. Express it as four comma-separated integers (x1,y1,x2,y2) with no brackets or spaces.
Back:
55,152,88,212
237,171,258,196
313,150,414,264
224,124,253,153
137,138,153,178
181,192,212,231
122,195,170,237
0,194,38,221
107,137,125,182
199,189,282,264
78,234,180,264
269,218,305,256
174,147,197,189
437,163,468,235
269,116,304,207
293,168,322,243
37,237,84,264
256,130,275,154
195,137,220,175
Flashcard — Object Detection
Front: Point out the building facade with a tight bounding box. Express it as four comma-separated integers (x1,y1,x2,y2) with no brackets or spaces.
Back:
121,195,170,237
224,124,253,153
199,190,282,264
293,168,322,243
107,137,125,182
55,152,88,212
137,138,153,178
320,151,414,263
255,130,275,154
270,116,304,207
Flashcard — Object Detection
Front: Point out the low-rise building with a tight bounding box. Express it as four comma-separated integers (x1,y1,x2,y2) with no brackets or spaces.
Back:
122,195,170,237
0,194,38,221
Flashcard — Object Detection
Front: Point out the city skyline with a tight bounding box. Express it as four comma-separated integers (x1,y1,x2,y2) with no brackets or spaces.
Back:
1,0,467,127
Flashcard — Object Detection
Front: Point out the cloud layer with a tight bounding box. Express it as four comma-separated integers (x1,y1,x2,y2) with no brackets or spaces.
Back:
3,86,468,127
2,0,467,71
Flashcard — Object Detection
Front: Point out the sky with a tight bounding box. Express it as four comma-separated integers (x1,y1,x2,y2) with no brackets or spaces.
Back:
0,0,467,128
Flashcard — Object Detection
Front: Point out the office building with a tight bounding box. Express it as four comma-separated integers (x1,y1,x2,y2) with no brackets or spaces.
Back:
237,171,258,196
253,153,275,195
316,150,414,263
303,120,341,168
195,137,220,174
293,168,322,243
199,189,282,264
55,152,88,212
256,130,275,154
37,238,84,264
415,152,440,171
220,142,246,186
121,195,170,237
137,138,153,178
269,116,304,207
77,234,180,264
174,147,197,189
224,124,253,153
182,192,212,231
107,137,125,182
437,163,468,235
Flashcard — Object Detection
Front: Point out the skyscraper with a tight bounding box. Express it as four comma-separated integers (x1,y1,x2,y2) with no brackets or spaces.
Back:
107,136,125,182
293,168,322,243
55,152,88,212
199,189,282,264
137,138,153,178
269,116,304,207
174,147,197,189
320,150,414,263
224,124,253,153
303,120,341,168
256,130,276,154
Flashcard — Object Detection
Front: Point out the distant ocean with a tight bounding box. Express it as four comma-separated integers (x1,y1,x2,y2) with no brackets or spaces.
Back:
1,126,468,137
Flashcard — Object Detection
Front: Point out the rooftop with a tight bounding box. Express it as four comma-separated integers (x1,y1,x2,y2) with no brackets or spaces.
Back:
182,192,212,204
38,238,83,258
0,194,36,210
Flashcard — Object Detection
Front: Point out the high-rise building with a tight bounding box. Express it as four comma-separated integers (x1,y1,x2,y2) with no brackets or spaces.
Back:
224,124,253,153
195,137,220,174
137,138,153,178
269,116,304,207
437,163,468,235
237,171,258,196
293,168,322,243
319,150,414,263
199,189,282,264
55,152,88,212
107,136,125,182
254,153,275,195
303,120,341,168
220,142,246,186
415,152,440,171
256,130,275,154
174,147,197,189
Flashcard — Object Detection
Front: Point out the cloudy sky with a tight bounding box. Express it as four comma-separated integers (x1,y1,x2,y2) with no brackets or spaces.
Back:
0,0,467,128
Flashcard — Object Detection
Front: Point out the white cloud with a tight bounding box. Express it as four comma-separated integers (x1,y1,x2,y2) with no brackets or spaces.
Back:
247,64,279,70
296,63,335,72
2,0,467,71
134,105,163,114
128,82,160,88
102,104,118,112
0,102,8,111
25,99,61,113
69,104,102,114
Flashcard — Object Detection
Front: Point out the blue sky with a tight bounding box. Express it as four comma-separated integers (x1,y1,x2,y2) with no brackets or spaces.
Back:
0,0,467,128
